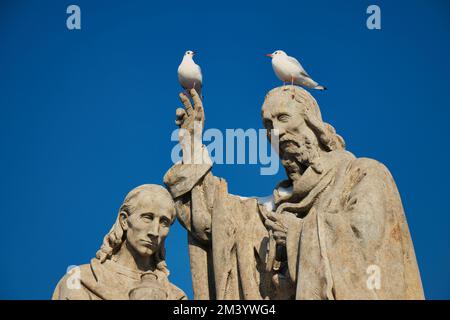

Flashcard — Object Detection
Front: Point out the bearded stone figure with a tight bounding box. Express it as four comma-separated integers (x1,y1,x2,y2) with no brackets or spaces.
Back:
164,87,424,300
52,184,187,300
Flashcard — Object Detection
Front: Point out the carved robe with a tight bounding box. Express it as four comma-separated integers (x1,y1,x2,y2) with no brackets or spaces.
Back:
164,149,424,300
52,258,187,300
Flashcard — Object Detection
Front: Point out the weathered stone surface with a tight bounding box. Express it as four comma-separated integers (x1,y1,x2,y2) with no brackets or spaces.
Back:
164,87,424,300
52,184,186,300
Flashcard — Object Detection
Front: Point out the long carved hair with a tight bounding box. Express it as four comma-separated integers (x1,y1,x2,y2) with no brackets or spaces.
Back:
95,184,176,276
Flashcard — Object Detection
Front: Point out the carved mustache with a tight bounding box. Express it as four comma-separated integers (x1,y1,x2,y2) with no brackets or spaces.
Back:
279,135,301,148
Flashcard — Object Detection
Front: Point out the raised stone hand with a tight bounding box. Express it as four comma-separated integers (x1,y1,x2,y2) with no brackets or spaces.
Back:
175,89,205,163
176,89,204,136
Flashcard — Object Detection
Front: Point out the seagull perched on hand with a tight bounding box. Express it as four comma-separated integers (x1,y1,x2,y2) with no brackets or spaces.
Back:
266,50,326,90
178,50,203,98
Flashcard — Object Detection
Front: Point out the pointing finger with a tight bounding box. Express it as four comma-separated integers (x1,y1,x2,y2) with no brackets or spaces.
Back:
179,92,193,116
190,89,203,109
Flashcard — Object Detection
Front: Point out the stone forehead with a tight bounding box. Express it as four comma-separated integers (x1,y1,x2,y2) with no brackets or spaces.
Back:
262,86,322,120
123,184,175,215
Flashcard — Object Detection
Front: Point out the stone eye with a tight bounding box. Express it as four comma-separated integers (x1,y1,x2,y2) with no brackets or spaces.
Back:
142,213,154,221
161,217,170,227
278,114,290,122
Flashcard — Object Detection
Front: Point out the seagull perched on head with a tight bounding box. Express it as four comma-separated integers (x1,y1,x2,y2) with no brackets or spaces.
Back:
178,50,203,98
266,50,326,90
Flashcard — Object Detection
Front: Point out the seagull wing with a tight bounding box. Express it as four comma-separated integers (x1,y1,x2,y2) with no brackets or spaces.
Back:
194,63,203,98
287,56,310,78
196,63,203,82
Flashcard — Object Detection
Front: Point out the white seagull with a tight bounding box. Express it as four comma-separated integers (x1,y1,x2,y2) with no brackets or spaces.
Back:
266,50,326,90
178,50,203,98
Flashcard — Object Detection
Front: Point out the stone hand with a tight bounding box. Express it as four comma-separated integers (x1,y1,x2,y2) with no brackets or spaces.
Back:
175,89,205,162
260,205,289,247
265,217,287,246
175,89,205,135
262,205,300,247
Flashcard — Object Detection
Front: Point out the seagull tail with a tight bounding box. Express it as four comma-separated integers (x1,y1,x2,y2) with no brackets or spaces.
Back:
315,85,327,91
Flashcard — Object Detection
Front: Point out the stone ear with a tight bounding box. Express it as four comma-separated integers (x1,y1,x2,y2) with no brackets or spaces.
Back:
119,211,129,230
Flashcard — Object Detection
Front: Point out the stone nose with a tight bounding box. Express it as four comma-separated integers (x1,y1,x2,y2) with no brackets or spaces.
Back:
147,220,159,237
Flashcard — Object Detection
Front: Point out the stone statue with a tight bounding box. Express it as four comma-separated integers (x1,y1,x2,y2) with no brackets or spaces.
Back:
52,184,187,300
164,87,424,300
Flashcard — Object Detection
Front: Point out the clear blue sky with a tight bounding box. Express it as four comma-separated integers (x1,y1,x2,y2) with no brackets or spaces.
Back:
1,0,449,299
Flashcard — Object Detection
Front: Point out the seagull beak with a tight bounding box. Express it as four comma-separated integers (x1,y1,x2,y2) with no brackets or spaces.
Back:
192,51,196,55
265,53,273,58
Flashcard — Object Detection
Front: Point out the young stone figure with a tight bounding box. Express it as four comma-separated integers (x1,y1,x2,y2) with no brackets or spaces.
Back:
164,87,424,300
52,184,187,300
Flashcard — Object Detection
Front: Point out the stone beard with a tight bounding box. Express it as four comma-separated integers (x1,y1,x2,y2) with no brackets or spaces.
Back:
164,86,424,300
280,132,321,178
